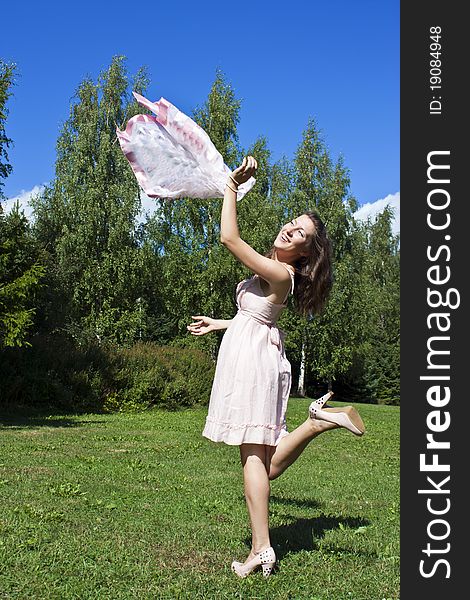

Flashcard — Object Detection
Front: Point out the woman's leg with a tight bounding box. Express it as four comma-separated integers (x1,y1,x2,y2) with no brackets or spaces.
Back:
239,443,271,559
267,417,337,480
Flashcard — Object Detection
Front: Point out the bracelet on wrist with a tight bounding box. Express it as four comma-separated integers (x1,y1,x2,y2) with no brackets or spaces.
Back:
226,183,238,194
228,174,239,187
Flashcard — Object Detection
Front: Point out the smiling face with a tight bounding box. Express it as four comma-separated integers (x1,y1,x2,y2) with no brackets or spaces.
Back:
273,214,316,260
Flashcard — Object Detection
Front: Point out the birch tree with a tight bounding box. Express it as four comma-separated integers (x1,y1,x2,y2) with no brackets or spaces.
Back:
31,57,150,345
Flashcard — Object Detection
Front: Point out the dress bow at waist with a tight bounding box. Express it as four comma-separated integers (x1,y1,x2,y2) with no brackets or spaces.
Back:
238,309,284,348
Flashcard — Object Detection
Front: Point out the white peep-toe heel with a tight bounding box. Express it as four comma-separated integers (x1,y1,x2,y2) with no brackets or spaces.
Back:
309,390,335,412
309,391,365,436
231,546,276,578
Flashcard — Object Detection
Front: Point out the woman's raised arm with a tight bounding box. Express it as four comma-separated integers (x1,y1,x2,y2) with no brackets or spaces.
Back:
221,157,292,288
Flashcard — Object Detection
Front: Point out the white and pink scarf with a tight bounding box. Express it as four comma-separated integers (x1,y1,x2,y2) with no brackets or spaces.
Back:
117,92,255,200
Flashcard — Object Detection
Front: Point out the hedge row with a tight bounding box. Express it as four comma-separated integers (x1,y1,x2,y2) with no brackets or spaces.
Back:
0,336,215,412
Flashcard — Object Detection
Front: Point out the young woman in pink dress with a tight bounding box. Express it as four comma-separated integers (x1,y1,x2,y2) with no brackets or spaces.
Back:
187,156,365,578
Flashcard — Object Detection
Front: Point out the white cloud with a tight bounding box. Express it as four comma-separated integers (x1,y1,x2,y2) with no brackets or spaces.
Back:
354,191,400,235
2,185,46,220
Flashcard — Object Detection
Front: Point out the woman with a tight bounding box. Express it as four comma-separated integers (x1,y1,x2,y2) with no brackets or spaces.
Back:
187,156,365,578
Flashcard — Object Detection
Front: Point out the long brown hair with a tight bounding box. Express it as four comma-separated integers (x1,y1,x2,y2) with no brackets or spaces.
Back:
269,211,333,316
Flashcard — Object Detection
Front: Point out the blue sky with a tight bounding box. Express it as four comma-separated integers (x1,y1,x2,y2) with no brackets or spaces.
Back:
2,0,399,224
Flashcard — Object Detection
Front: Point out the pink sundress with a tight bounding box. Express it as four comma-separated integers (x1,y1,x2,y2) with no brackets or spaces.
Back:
203,265,295,446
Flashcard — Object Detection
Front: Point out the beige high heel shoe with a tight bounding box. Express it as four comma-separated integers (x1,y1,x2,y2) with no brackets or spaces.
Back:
309,390,335,412
309,392,365,436
231,546,276,578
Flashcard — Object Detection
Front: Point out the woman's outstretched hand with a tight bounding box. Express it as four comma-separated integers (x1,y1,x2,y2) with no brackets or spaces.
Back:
230,156,258,186
187,315,217,336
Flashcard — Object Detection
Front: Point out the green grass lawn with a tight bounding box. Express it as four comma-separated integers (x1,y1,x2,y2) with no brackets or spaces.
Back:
0,400,399,600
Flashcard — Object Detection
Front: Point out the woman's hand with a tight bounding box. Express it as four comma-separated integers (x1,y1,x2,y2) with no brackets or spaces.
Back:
230,156,258,187
187,315,217,336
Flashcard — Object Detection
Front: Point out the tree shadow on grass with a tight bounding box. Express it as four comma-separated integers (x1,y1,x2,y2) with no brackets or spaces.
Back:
242,500,371,560
0,405,107,429
271,515,370,558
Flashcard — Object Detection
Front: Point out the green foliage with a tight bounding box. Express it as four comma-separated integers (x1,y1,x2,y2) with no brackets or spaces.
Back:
0,62,45,348
0,203,45,348
358,207,400,404
0,60,16,198
0,336,214,410
109,343,215,410
31,57,151,345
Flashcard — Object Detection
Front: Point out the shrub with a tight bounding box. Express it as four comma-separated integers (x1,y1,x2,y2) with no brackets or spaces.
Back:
0,336,214,412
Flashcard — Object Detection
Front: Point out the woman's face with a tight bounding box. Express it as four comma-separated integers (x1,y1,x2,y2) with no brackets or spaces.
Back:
274,214,316,257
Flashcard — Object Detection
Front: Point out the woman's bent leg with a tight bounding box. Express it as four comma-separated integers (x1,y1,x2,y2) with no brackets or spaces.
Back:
239,443,271,556
268,418,336,480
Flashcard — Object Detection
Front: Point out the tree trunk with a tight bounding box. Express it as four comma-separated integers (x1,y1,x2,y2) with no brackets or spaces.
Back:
297,338,306,397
